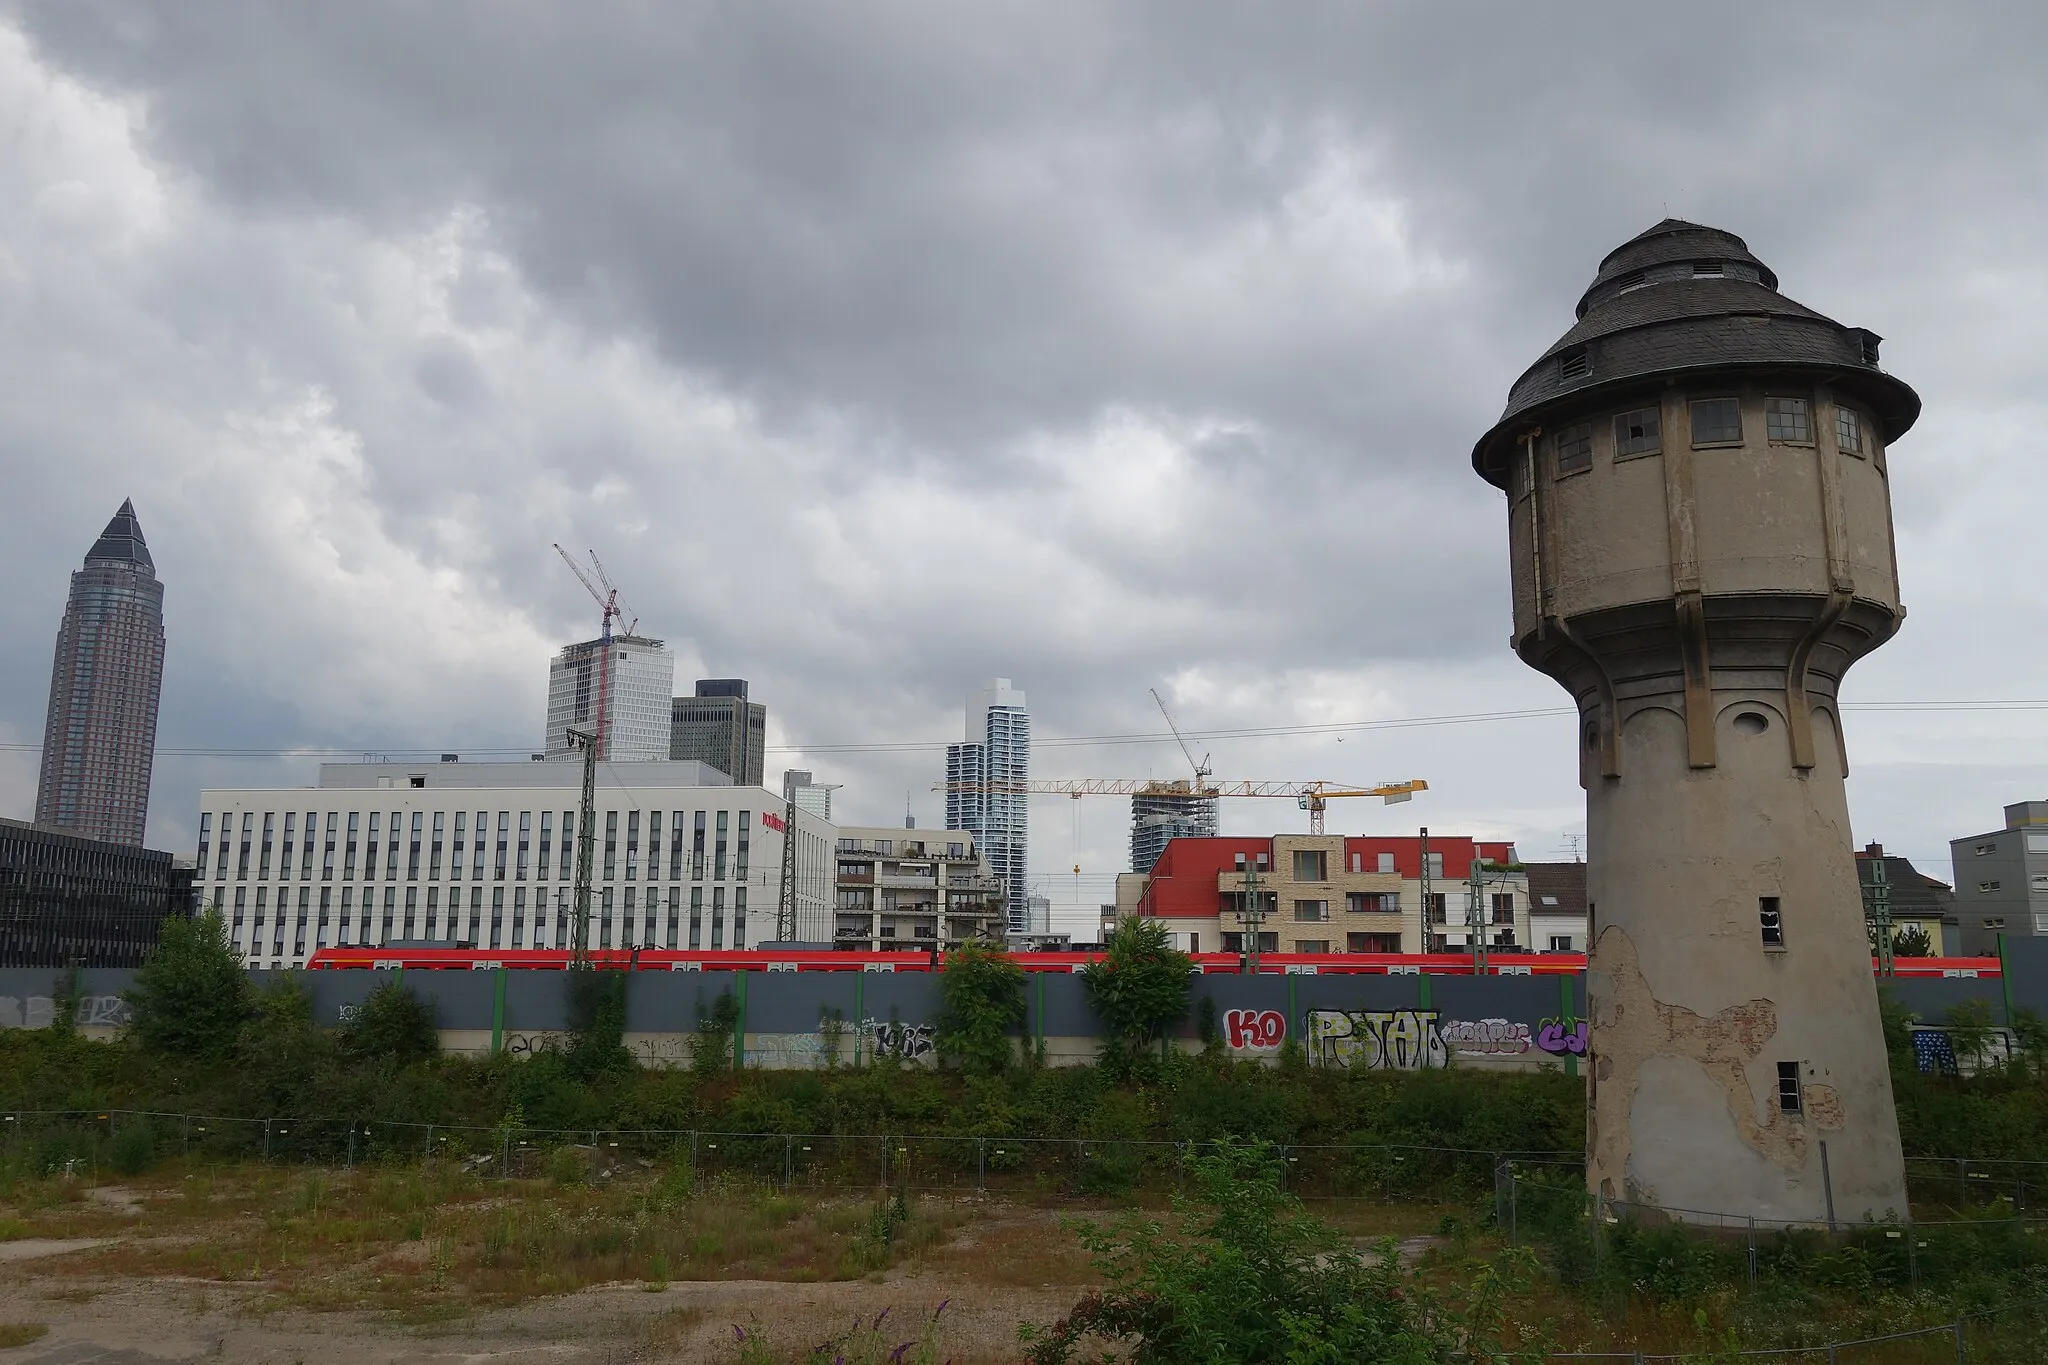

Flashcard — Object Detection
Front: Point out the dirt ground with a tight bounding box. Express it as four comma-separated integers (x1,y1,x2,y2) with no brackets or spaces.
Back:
0,1170,1458,1364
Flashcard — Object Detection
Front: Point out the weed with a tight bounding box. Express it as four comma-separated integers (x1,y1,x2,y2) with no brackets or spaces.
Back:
0,1323,49,1349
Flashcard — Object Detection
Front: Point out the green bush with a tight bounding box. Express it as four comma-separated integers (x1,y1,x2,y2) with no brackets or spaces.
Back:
934,941,1025,1075
1020,1137,1548,1364
340,982,440,1065
107,1121,154,1177
1081,918,1192,1073
123,910,251,1061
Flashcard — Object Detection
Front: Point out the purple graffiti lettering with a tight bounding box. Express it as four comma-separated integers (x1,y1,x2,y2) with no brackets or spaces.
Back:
1534,1018,1588,1056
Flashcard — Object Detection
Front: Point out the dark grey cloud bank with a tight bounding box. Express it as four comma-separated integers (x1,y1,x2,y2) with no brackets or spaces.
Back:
2,2,2044,923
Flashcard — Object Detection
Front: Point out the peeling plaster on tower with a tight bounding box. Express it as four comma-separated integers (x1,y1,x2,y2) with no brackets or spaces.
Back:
1469,222,1917,1223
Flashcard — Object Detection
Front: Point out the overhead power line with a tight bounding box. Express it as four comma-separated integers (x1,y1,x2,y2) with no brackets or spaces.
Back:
2,698,2047,763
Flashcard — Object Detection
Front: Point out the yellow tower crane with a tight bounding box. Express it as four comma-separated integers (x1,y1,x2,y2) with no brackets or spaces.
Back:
930,777,1427,835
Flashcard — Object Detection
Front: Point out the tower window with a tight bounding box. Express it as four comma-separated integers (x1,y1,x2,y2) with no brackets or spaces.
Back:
1556,423,1594,474
1836,407,1863,455
1559,348,1591,381
1613,407,1661,458
1765,397,1813,443
1777,1062,1803,1114
1759,896,1783,947
1692,261,1724,277
1691,398,1742,445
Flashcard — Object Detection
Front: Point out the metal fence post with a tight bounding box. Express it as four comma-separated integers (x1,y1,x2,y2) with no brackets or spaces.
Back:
1510,1171,1518,1246
1747,1215,1757,1287
1954,1317,1966,1363
262,1118,271,1162
1958,1157,1968,1209
976,1138,985,1194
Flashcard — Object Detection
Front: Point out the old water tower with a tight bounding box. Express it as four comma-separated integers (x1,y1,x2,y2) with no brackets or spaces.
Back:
1469,221,1917,1222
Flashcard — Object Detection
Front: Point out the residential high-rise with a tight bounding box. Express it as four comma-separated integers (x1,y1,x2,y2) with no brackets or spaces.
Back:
1130,787,1219,874
35,500,166,846
1470,220,1918,1223
670,680,767,786
945,678,1030,933
1948,802,2048,953
543,635,674,761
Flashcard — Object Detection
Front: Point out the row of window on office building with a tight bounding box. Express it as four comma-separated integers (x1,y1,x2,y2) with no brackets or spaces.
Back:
211,878,755,961
196,808,755,887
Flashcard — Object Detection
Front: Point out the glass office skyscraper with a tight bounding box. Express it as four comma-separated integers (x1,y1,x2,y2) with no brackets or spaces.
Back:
36,500,166,846
945,678,1030,934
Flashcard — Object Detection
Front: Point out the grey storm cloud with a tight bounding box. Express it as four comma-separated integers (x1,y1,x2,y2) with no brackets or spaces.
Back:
2,2,2045,922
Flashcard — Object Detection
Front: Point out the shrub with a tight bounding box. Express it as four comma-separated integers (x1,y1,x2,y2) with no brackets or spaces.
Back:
1020,1137,1547,1364
123,910,252,1062
340,982,440,1065
1081,918,1192,1072
107,1121,154,1176
693,991,739,1076
935,941,1026,1075
566,966,633,1081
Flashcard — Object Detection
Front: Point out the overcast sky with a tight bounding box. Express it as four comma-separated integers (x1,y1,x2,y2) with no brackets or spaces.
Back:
3,3,2044,935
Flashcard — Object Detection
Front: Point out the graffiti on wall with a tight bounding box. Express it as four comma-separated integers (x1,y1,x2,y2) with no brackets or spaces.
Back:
1534,1016,1588,1057
1224,1008,1287,1051
0,995,131,1030
1440,1017,1531,1056
1306,1008,1450,1071
860,1018,935,1062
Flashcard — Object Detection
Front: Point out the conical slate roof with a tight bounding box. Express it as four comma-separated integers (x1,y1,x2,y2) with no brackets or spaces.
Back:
84,499,154,573
1469,222,1919,488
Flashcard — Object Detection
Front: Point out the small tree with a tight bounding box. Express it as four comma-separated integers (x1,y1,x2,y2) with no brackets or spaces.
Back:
124,909,251,1061
935,940,1026,1075
1892,924,1935,958
566,965,634,1081
340,981,441,1065
1082,917,1192,1070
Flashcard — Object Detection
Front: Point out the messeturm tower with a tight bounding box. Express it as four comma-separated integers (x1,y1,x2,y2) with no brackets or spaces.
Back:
1470,222,1918,1223
35,500,166,846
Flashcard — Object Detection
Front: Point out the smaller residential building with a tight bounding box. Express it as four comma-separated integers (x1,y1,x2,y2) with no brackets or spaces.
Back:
1948,802,2048,955
1525,862,1590,952
1856,843,1957,956
1128,833,1526,955
1,818,197,967
832,826,1005,952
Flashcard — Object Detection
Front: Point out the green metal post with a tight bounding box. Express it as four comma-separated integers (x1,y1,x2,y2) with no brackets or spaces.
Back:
491,965,506,1057
733,970,748,1069
1998,933,2016,1028
1417,971,1432,1011
1560,971,1579,1079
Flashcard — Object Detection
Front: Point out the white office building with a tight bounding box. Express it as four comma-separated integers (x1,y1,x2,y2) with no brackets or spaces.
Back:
194,760,834,969
543,634,674,761
782,769,835,821
945,678,1030,934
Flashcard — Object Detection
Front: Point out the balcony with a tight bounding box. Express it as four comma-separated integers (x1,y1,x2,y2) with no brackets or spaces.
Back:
878,872,939,890
946,875,1003,892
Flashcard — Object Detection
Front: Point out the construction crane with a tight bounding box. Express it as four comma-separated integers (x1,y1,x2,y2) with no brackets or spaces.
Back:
553,545,637,758
1150,689,1212,792
931,777,1428,835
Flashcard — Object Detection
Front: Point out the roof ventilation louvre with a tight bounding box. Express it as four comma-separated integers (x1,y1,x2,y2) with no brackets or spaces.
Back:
1615,270,1649,292
1693,261,1724,277
1559,349,1591,381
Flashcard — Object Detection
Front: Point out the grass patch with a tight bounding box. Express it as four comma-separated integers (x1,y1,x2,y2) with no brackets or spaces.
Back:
0,1323,49,1348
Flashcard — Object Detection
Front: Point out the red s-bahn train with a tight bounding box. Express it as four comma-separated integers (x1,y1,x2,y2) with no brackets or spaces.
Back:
304,946,1998,978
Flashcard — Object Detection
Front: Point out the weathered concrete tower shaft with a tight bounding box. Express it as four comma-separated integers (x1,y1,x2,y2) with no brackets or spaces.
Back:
1470,222,1918,1223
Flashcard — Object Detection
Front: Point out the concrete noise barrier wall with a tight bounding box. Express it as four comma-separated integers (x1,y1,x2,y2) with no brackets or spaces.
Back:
0,965,2014,1073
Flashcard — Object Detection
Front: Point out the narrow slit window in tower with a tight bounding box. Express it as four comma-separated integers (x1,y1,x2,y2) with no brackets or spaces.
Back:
1760,896,1783,947
1556,423,1593,474
1836,407,1863,455
1776,1062,1803,1114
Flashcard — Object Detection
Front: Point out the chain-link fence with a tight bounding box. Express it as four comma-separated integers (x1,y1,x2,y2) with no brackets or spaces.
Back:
1551,1291,2048,1361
